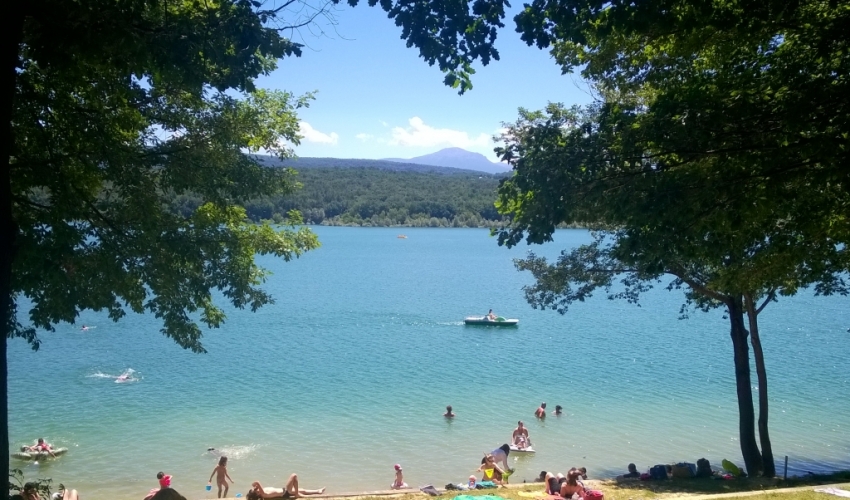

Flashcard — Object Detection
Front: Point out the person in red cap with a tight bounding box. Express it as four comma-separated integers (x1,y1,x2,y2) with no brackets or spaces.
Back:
157,472,172,488
143,472,172,500
391,464,408,490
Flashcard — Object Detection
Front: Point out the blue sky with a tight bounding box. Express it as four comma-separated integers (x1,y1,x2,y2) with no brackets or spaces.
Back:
256,3,593,162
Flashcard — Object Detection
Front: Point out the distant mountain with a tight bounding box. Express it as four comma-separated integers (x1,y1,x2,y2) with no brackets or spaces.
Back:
384,148,510,174
258,155,498,176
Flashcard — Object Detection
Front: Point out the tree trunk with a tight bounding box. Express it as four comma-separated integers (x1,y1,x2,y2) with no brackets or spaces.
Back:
727,296,763,476
744,293,776,477
3,6,24,496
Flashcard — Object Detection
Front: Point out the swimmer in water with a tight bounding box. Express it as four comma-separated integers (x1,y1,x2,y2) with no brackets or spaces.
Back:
81,325,89,331
115,369,134,383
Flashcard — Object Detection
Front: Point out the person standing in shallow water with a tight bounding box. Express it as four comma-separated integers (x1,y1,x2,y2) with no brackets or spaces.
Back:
554,405,563,416
444,405,455,418
535,402,546,419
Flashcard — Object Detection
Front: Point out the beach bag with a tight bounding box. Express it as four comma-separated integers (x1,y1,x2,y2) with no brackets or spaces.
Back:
650,465,668,480
584,490,604,500
671,463,695,479
696,458,712,478
420,485,440,496
721,459,744,477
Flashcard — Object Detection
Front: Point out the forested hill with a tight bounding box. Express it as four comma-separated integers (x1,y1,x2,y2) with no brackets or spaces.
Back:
170,160,509,227
260,155,486,176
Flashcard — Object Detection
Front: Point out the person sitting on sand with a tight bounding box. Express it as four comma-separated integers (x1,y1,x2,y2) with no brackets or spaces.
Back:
247,475,325,499
535,402,547,419
559,470,585,499
570,467,588,487
488,444,512,471
620,463,640,479
512,421,531,449
444,405,455,418
478,454,505,485
27,438,56,458
391,464,408,489
486,309,497,321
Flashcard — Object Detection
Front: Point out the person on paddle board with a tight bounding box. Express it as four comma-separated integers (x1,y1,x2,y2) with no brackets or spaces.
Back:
512,421,532,449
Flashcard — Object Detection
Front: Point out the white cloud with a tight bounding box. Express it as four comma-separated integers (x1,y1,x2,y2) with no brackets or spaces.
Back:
389,117,490,148
355,133,374,142
299,121,339,145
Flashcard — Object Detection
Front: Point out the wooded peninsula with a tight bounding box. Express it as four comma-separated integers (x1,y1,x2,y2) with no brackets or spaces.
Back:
168,158,508,227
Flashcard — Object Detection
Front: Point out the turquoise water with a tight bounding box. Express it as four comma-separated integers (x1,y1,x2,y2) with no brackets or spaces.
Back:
9,227,850,500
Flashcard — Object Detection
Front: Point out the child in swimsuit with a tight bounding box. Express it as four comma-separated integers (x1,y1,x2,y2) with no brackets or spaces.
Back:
209,456,234,498
391,464,408,489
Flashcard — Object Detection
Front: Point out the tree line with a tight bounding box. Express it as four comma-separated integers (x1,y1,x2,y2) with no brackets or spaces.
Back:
168,167,508,227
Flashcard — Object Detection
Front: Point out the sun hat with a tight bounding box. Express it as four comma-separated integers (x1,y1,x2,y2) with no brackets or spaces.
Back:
394,464,402,471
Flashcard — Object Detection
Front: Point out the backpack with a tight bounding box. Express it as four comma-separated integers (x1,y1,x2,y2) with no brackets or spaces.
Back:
696,458,713,478
584,490,604,500
671,463,695,479
650,465,668,480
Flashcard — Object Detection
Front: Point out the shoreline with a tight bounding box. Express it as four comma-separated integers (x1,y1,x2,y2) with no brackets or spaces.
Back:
198,476,850,500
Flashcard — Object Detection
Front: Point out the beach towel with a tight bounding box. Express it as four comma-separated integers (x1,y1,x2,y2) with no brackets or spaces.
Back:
530,494,562,500
478,481,497,489
815,488,850,498
452,495,506,500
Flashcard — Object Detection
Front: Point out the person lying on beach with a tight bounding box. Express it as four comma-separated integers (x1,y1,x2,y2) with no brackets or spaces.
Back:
478,454,505,485
488,444,512,471
247,475,325,499
538,471,565,495
512,421,532,448
559,470,585,499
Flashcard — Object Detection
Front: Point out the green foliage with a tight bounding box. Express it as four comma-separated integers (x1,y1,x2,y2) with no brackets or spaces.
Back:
495,0,850,477
166,166,507,227
8,469,57,500
10,0,322,354
339,0,510,93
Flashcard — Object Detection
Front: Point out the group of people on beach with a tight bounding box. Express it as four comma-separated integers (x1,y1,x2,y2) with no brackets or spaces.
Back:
137,458,327,500
539,468,589,498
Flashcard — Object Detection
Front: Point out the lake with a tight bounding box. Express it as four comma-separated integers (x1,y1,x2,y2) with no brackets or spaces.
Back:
9,227,850,500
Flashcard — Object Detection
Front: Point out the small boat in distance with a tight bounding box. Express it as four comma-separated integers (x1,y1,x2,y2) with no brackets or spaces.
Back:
397,234,407,239
464,316,519,326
